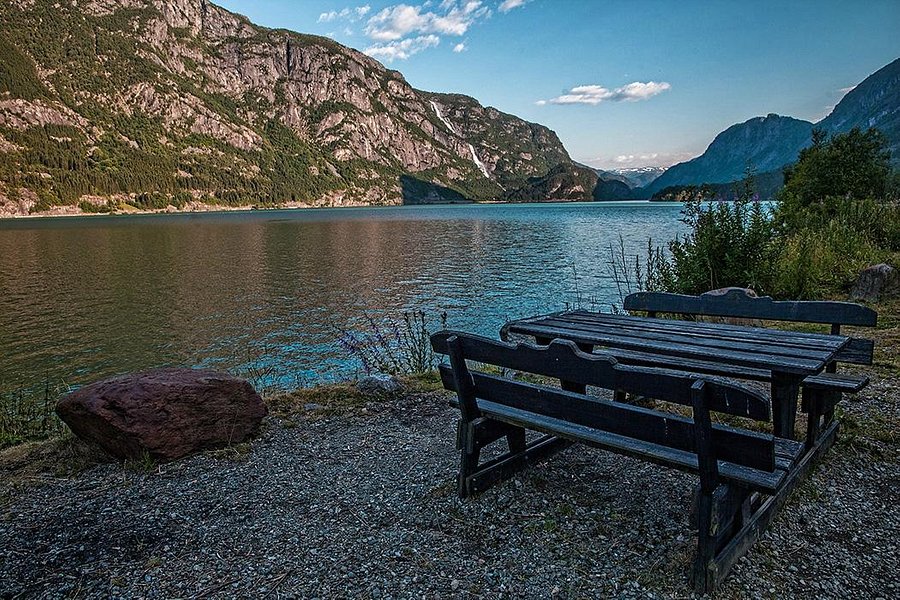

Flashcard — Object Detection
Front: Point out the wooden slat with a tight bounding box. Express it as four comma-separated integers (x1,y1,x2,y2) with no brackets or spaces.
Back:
533,316,836,361
803,373,870,393
432,332,772,420
558,310,847,351
833,338,875,365
438,365,776,472
623,290,877,327
474,398,786,494
507,321,825,374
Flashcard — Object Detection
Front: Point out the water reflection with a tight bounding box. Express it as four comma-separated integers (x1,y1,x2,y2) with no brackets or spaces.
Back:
0,202,686,390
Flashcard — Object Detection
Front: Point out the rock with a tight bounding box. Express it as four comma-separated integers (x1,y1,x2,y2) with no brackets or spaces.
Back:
700,287,762,326
356,374,404,397
850,263,899,302
56,368,267,461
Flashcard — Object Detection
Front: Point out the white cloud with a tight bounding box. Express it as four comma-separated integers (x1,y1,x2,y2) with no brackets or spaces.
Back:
364,2,490,41
499,0,530,12
364,34,441,61
453,41,467,52
318,5,372,23
538,81,671,105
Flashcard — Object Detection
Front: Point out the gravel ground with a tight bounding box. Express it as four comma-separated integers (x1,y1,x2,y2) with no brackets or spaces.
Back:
1,376,897,599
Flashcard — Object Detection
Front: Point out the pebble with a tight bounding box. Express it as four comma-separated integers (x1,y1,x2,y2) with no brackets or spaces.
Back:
1,384,897,599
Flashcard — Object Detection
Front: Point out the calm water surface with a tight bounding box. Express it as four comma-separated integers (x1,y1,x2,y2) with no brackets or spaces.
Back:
0,202,687,391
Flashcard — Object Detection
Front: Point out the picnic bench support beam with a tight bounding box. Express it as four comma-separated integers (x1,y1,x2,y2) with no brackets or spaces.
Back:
771,372,800,440
464,435,571,497
695,419,840,592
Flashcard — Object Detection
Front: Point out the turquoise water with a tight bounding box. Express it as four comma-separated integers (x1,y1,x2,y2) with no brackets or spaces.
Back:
0,202,687,390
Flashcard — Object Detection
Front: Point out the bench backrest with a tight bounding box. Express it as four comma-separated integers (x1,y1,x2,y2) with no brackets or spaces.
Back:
624,288,876,366
431,331,777,485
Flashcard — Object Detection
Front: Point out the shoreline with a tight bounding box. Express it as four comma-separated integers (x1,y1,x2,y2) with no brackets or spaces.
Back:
0,198,659,222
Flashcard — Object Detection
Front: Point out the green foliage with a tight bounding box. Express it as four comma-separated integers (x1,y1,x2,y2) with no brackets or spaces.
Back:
0,35,47,99
778,128,893,230
338,311,449,376
0,381,67,448
666,174,777,295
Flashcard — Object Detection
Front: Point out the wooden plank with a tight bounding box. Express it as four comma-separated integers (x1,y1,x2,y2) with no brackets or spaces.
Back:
432,333,772,420
465,435,570,496
558,310,846,351
803,372,869,392
439,366,776,472
703,420,840,591
529,316,837,362
474,398,786,493
833,338,875,365
691,381,719,493
506,321,825,374
623,290,877,327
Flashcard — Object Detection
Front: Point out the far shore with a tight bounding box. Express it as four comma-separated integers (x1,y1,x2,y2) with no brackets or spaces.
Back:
0,198,659,222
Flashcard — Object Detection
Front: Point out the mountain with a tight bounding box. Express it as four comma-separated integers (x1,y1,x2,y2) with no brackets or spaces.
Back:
818,57,900,162
0,0,586,216
643,114,814,196
609,167,666,189
642,57,900,197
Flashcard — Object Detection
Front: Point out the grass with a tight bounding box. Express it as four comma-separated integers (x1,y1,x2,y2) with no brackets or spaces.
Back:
0,433,112,489
267,371,443,420
0,380,68,449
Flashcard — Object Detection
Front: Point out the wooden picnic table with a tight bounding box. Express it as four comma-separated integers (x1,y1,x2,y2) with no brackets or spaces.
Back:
503,309,852,440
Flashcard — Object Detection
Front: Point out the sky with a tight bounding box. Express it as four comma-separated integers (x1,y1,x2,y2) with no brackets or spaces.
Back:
215,0,900,170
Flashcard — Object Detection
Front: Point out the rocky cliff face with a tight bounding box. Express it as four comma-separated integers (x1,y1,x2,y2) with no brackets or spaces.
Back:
642,57,900,197
643,114,814,196
0,0,582,215
819,58,900,165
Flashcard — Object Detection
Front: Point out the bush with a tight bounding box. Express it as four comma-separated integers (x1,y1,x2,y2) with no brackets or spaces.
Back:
666,193,777,295
778,127,893,232
337,311,448,376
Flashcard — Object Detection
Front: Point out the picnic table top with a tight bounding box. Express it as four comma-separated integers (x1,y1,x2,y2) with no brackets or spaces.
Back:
505,309,851,376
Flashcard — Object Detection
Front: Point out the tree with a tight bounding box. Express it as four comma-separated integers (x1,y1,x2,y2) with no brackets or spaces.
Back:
777,127,892,231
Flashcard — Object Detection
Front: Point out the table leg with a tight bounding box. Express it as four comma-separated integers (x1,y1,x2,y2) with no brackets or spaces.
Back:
771,372,801,440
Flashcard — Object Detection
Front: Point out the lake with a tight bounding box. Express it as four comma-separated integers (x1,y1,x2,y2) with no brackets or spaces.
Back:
0,201,687,393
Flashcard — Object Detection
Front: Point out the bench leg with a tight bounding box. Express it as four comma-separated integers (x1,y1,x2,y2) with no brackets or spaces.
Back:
771,373,801,440
456,417,569,498
692,420,840,592
802,388,842,450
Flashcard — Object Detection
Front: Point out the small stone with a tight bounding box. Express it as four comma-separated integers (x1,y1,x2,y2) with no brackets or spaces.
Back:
356,374,404,397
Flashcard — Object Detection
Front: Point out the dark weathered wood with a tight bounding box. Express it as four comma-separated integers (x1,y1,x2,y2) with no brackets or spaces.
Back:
447,335,479,422
432,332,772,421
464,435,570,496
439,366,777,474
434,325,842,593
691,381,718,493
699,420,840,592
471,397,788,493
802,372,869,392
506,321,831,375
536,315,838,360
771,372,800,440
624,289,877,327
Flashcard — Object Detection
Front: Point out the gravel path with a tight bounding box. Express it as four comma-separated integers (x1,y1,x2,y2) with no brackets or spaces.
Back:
1,379,897,599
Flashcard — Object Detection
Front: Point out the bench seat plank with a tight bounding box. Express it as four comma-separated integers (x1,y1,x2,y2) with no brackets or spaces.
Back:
475,398,793,494
802,372,870,392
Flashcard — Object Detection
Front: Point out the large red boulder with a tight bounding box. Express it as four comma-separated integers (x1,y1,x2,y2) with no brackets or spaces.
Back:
56,368,267,461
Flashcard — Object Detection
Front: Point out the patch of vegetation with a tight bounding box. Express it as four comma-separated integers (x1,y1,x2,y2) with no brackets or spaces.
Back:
337,311,448,376
0,381,68,448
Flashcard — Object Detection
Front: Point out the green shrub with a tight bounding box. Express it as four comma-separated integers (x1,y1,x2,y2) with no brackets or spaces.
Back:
666,195,777,295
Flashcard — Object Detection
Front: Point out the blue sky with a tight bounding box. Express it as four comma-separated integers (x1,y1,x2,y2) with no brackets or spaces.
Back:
215,0,900,170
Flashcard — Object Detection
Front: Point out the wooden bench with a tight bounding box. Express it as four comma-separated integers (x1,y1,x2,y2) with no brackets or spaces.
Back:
623,288,876,445
430,331,838,592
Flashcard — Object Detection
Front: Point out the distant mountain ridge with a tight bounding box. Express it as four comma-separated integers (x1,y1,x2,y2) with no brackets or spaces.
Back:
641,57,900,198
